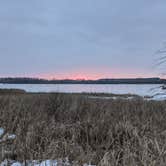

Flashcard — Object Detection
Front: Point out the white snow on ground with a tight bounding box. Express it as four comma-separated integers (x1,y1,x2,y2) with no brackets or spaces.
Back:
0,128,16,143
150,95,166,101
0,131,95,166
0,128,4,137
23,160,58,166
0,160,95,166
88,96,136,100
7,134,16,140
11,162,22,166
88,96,118,100
33,160,58,166
147,86,166,101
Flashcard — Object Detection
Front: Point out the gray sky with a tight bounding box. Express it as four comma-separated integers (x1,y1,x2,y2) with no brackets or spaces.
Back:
0,0,166,79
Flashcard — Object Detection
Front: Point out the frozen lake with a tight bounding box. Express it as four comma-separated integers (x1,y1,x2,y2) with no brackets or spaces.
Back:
0,84,163,97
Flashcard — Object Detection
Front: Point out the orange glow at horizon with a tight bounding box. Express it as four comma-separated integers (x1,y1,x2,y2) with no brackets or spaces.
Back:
35,68,158,80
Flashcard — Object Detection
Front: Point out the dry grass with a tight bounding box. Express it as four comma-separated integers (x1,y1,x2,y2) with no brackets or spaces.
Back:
0,89,26,94
0,92,166,165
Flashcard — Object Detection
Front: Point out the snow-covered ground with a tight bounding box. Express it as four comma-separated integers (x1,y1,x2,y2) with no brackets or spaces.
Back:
0,128,95,166
88,96,136,100
1,160,58,166
0,159,95,166
0,128,4,137
0,128,16,143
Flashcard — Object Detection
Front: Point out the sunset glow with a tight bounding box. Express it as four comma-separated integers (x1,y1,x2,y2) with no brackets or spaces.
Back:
36,68,157,80
0,0,165,79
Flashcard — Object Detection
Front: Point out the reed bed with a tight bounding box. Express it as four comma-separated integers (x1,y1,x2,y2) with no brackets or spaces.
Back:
0,92,166,165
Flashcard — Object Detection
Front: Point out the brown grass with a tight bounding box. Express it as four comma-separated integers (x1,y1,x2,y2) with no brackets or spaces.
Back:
0,89,26,94
0,92,166,165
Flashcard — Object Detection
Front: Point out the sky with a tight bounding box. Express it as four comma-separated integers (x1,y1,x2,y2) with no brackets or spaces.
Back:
0,0,166,79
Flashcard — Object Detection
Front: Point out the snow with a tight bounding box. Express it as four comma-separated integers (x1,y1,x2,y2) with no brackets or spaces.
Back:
0,148,94,166
0,160,95,166
1,83,166,100
11,162,22,166
0,160,8,166
0,128,16,143
0,128,4,137
7,134,16,140
0,84,162,97
32,160,58,166
88,96,135,100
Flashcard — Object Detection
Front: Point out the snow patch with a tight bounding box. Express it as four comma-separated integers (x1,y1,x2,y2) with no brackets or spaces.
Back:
11,162,22,166
0,128,4,137
7,134,16,140
0,160,95,166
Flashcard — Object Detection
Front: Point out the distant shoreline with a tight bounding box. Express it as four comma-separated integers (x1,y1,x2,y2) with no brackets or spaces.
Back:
0,83,164,84
0,77,165,84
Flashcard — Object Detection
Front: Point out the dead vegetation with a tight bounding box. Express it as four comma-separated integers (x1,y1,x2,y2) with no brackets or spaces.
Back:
0,89,26,94
0,92,166,165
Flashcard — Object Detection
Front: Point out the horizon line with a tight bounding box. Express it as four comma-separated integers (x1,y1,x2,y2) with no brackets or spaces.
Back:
0,76,163,81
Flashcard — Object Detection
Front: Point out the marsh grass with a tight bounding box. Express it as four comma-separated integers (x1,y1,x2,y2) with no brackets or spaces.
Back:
0,92,166,165
0,89,26,94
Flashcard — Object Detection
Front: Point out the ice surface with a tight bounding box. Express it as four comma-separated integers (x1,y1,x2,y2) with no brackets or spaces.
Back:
0,84,162,98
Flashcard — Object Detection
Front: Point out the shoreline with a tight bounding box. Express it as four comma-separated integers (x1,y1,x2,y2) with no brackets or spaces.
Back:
0,88,164,101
